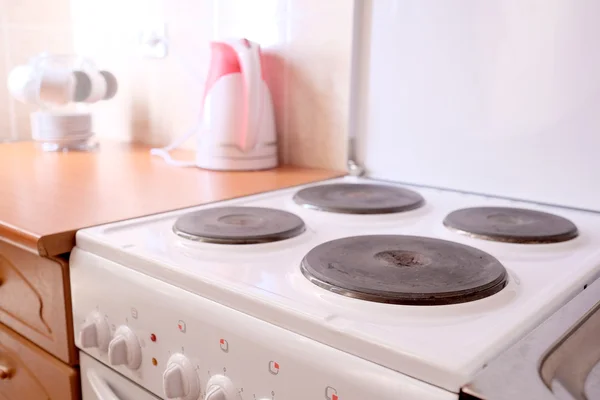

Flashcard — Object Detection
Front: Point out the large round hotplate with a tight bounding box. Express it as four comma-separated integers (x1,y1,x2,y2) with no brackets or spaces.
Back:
293,183,424,214
301,235,508,305
173,206,306,244
443,207,578,244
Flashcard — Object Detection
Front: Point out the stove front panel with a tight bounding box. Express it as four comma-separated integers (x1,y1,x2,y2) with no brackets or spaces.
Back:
70,249,456,400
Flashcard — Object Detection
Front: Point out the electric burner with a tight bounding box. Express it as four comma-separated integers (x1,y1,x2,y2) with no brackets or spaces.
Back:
173,206,306,244
443,207,579,244
293,183,424,214
300,235,508,305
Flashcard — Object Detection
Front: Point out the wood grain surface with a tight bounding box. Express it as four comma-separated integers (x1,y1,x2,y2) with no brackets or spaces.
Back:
0,321,79,400
0,239,75,364
0,141,343,256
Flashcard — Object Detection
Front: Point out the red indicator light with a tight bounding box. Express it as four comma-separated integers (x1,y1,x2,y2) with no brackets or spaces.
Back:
150,334,157,342
220,339,225,344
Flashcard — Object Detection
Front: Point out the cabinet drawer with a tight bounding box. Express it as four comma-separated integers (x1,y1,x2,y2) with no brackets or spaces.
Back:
0,239,74,364
0,322,78,400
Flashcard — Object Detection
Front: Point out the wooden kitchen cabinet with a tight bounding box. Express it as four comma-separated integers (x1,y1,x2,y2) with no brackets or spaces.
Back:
0,239,74,365
0,322,79,400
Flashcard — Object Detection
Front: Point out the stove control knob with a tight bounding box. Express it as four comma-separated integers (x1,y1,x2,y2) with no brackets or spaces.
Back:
107,325,142,370
163,353,200,400
78,311,110,352
204,375,240,400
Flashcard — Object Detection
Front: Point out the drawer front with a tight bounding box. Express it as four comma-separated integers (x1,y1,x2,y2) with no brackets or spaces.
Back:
0,239,74,364
0,322,78,400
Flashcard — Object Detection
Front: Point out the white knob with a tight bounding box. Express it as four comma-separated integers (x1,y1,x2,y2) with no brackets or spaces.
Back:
108,336,128,365
107,326,142,370
163,353,200,400
164,366,184,398
205,387,227,400
78,311,110,352
204,375,240,400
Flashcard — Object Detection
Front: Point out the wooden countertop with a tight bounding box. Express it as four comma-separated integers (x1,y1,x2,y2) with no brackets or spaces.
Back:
0,141,343,257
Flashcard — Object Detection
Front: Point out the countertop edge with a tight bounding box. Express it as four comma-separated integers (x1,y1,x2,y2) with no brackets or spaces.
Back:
0,225,42,255
38,231,77,257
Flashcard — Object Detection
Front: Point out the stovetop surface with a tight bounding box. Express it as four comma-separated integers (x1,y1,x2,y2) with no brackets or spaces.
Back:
75,176,600,392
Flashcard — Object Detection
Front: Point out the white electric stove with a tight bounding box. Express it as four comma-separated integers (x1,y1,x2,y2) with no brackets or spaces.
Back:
71,176,600,400
72,1,600,399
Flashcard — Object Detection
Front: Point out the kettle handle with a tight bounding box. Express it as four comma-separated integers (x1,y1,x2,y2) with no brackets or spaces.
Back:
226,39,262,152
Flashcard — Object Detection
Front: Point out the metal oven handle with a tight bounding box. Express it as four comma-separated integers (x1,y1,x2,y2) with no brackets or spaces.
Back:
461,276,600,400
539,301,600,400
87,370,123,400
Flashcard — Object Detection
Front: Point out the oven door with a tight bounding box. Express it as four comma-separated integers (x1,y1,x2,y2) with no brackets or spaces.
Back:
80,352,160,400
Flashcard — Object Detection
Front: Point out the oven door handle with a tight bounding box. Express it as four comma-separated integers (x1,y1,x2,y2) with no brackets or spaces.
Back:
87,370,123,400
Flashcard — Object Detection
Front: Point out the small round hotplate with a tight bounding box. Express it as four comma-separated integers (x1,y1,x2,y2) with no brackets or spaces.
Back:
293,183,424,214
173,206,306,244
443,207,578,244
301,235,508,305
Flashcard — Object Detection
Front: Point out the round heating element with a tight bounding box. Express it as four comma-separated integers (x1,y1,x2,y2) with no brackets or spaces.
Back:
173,206,306,244
443,207,578,244
292,183,424,214
300,235,508,305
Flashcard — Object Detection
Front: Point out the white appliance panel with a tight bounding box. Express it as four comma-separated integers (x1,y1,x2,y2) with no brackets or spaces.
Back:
353,0,600,211
71,252,455,400
80,352,160,400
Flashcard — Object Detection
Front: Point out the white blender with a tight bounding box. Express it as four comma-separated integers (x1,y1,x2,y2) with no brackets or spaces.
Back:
7,53,118,151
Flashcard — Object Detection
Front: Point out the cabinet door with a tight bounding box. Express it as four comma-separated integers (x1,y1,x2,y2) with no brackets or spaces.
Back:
0,322,78,400
0,239,74,364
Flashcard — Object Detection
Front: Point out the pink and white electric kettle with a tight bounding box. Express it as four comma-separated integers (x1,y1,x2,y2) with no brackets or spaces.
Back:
151,38,277,170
